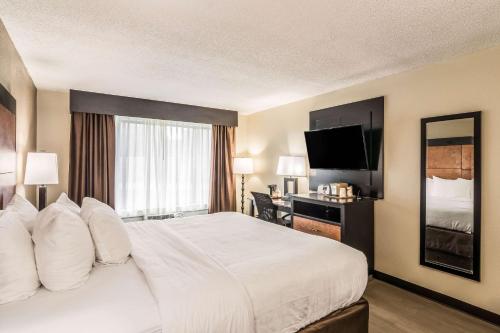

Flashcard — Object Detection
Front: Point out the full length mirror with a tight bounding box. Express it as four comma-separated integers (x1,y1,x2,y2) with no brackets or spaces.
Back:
420,112,481,280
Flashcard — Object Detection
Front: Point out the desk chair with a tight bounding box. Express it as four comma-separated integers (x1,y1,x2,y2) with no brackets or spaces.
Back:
251,192,291,227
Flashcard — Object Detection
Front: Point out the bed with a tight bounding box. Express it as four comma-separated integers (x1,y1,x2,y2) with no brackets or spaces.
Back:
425,180,474,271
426,196,473,234
0,212,368,333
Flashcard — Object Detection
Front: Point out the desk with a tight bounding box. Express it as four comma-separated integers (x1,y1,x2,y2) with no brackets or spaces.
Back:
247,197,291,217
291,193,375,273
248,193,374,273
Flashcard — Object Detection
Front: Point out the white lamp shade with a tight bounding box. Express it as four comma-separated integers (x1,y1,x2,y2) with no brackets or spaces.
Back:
233,157,254,174
24,152,59,185
276,156,306,177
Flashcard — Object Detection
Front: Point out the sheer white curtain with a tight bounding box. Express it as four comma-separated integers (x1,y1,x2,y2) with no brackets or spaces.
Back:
115,116,211,217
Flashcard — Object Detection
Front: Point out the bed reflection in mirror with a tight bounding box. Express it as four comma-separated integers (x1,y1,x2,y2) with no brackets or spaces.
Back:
421,112,481,281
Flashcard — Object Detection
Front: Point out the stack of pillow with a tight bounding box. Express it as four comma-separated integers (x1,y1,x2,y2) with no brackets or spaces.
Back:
427,176,473,200
0,193,131,304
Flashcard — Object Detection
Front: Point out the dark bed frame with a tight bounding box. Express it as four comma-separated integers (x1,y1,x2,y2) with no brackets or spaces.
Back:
298,298,369,333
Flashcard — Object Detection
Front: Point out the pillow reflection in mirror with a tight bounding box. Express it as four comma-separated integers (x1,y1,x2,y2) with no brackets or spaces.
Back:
431,177,472,200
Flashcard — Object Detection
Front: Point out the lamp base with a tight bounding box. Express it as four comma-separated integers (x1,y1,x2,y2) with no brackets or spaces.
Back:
283,177,298,196
38,185,47,211
240,174,245,214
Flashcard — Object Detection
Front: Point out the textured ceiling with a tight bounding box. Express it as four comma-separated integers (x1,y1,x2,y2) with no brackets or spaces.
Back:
2,1,500,114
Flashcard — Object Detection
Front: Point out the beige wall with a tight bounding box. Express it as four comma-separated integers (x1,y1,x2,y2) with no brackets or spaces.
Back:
244,45,500,314
36,90,71,204
0,20,37,204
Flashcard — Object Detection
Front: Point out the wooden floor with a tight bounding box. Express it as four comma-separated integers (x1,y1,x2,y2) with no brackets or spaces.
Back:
364,279,500,333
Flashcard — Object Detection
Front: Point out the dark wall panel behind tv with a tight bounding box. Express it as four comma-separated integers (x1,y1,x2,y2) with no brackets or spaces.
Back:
308,97,384,198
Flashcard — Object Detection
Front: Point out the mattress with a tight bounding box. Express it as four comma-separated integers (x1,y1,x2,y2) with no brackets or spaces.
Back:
426,196,473,233
0,259,161,333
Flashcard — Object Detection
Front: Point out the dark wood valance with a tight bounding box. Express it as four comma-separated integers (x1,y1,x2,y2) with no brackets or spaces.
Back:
70,90,238,127
427,136,473,146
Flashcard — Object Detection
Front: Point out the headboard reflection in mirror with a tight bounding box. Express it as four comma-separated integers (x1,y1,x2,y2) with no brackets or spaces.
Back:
420,112,481,281
0,83,16,209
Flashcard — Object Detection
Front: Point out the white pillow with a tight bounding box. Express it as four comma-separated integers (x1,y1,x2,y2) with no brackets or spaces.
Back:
0,212,40,304
32,203,94,291
56,192,80,214
460,178,474,200
426,177,433,194
79,197,113,223
431,177,472,200
5,194,38,233
81,197,131,264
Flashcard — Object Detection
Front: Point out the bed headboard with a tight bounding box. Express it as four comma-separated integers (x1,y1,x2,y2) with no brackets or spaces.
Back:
0,83,16,209
426,137,473,180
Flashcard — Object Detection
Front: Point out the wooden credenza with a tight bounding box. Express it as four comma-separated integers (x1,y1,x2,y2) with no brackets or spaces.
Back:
291,194,375,273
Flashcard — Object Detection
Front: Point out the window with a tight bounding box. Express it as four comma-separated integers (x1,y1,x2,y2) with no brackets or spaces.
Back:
115,116,211,218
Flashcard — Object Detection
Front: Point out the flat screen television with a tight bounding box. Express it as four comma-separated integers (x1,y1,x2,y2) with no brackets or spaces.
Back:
304,125,369,170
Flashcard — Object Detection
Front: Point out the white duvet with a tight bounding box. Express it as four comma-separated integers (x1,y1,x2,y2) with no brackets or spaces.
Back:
127,212,367,333
426,196,473,233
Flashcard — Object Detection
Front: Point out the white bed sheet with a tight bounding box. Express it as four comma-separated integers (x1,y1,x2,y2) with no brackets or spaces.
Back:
0,259,161,333
426,196,473,233
127,212,368,333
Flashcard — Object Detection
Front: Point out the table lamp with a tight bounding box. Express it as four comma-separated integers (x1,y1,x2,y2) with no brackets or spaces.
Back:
24,152,59,210
233,157,254,214
276,155,306,200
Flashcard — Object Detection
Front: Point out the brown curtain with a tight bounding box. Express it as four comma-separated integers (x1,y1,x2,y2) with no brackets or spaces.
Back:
69,112,115,207
208,125,236,213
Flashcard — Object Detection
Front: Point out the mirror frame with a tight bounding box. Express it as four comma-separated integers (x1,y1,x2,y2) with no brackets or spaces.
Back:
420,111,481,281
